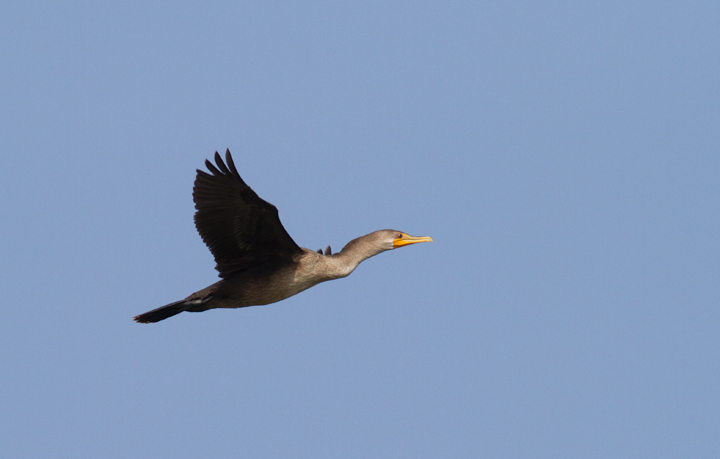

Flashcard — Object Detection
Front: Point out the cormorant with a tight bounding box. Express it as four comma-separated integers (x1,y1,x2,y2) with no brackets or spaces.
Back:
134,150,432,323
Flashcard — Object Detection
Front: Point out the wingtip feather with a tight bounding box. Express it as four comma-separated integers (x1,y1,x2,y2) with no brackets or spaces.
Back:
205,158,221,175
225,150,240,177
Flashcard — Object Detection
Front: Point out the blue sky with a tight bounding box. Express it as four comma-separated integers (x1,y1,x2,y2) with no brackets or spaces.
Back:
1,1,719,457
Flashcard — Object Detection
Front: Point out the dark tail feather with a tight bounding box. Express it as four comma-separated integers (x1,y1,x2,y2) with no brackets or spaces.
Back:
133,298,209,323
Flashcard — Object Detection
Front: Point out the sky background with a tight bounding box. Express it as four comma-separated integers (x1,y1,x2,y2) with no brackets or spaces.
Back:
1,1,719,457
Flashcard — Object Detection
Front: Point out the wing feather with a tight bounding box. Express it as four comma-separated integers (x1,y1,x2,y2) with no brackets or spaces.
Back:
193,149,302,278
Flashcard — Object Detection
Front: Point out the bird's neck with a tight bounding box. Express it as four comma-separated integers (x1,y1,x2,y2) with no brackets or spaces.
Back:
324,234,389,279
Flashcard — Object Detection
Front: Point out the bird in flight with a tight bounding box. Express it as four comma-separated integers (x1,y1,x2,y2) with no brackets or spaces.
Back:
134,150,432,323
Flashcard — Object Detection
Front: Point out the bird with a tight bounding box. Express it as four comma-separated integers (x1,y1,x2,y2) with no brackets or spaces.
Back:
133,150,432,323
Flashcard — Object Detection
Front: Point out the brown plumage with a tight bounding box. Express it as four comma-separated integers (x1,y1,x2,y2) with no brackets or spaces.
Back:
134,150,432,323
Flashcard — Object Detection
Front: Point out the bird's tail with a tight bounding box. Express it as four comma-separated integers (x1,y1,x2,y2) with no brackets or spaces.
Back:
133,297,210,323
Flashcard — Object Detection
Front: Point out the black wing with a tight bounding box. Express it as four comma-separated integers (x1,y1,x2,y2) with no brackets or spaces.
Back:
193,149,303,278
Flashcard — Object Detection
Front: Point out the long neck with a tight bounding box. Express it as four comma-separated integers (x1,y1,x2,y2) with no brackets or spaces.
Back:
323,233,389,279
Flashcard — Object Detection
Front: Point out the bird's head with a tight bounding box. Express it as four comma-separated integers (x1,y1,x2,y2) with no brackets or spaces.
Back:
386,230,433,249
339,229,433,260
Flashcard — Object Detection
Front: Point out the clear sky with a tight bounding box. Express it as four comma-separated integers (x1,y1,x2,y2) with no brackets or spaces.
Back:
1,2,718,457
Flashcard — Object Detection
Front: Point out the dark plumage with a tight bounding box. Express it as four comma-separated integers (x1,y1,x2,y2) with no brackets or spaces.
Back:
134,150,432,323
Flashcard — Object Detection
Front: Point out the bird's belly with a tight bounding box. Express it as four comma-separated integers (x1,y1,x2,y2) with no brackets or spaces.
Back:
218,266,326,309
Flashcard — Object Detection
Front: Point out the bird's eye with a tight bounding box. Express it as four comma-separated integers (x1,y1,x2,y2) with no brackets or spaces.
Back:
397,233,403,238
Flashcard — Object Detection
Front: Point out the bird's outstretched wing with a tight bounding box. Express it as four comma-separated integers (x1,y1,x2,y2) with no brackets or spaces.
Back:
193,149,303,278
